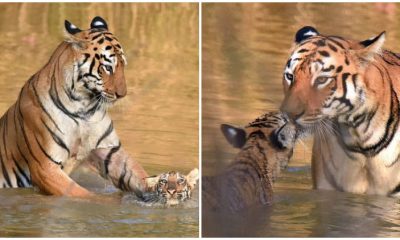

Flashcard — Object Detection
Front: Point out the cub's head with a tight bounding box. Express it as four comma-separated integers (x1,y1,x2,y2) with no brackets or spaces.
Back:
280,26,386,131
144,168,199,206
221,112,297,177
64,16,127,104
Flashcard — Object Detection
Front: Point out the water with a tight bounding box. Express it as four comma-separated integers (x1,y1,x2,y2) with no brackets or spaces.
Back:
202,2,400,237
0,3,198,237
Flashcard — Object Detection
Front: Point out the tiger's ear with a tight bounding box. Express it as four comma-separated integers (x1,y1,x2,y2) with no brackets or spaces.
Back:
356,31,386,63
144,175,160,191
90,16,108,30
295,26,319,44
64,20,82,35
64,20,88,49
220,124,247,149
186,168,199,188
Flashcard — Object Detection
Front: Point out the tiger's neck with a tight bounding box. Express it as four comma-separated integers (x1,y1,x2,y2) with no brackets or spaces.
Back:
335,58,399,158
35,42,106,121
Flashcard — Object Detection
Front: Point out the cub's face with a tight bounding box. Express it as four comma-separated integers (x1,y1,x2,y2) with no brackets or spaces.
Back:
280,26,386,130
144,168,199,206
221,112,297,178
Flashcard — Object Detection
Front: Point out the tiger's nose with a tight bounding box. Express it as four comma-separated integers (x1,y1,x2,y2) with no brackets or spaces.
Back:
167,189,176,195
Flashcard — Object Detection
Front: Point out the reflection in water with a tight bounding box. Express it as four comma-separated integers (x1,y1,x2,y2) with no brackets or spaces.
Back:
0,3,198,237
202,3,400,237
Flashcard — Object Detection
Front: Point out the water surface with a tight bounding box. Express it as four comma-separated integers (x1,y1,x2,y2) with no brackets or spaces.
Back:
202,2,400,237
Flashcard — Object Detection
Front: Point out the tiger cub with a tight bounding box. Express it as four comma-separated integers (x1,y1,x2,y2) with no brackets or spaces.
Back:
143,169,199,206
202,112,297,212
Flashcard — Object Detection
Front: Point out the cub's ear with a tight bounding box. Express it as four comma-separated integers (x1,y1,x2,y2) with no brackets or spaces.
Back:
90,16,108,30
186,168,199,188
295,26,319,44
356,31,386,63
144,175,160,191
64,20,82,35
220,124,247,149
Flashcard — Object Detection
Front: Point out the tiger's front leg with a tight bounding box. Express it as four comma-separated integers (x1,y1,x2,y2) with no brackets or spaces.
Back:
88,146,149,196
29,159,93,197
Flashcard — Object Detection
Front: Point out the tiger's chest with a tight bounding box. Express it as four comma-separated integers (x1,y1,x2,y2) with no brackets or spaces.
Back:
60,116,118,175
314,128,400,195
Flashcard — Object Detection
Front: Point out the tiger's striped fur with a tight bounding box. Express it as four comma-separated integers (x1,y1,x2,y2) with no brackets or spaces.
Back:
143,169,198,206
0,16,148,196
280,26,400,196
202,112,296,212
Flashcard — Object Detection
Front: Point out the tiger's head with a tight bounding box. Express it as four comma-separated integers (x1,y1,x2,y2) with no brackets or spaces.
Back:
144,168,199,206
221,112,297,177
280,26,386,132
64,16,127,104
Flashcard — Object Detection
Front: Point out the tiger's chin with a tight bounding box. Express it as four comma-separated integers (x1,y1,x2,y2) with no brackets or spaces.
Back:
164,198,181,206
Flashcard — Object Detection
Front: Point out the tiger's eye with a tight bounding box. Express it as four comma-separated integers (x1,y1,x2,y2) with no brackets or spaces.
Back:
285,73,294,81
105,65,113,73
177,178,185,184
315,76,330,85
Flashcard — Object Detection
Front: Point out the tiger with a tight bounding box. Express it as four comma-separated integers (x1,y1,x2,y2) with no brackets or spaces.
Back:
142,168,199,206
202,112,297,212
0,16,150,197
280,26,400,196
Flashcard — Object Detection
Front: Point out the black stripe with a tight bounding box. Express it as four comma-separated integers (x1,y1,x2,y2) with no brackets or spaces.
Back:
13,168,24,187
327,37,345,49
118,161,128,190
12,154,31,186
42,119,70,157
89,58,96,75
31,77,64,134
78,53,91,68
96,122,114,148
33,134,62,166
0,139,12,188
104,143,121,176
49,75,80,124
91,33,102,41
0,114,12,187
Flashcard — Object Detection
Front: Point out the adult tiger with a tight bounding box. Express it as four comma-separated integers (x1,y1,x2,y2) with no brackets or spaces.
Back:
0,16,149,196
202,112,297,212
280,26,400,196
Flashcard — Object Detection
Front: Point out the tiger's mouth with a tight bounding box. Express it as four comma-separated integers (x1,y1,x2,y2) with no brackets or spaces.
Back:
293,116,335,139
101,91,118,103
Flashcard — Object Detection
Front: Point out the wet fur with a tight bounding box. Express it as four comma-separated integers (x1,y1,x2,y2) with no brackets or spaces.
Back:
281,27,400,196
202,112,296,212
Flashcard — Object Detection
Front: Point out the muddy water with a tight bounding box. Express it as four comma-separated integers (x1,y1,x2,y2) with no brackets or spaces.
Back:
202,3,400,237
0,3,198,237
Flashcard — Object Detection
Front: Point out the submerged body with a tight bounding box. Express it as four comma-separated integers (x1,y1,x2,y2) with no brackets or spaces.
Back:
202,112,296,212
281,26,400,196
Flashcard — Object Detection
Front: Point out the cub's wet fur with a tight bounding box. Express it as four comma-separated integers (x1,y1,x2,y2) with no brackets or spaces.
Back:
142,168,199,206
202,112,297,212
